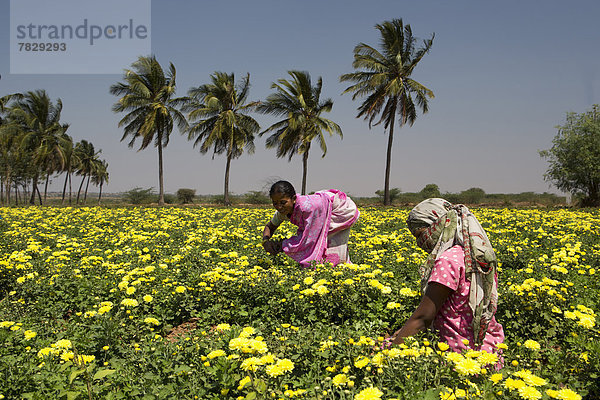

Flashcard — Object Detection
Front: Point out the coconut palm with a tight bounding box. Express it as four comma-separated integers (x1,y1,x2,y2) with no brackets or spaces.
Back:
110,55,188,206
184,72,259,206
60,136,77,205
340,19,434,205
73,140,101,204
257,71,342,195
90,159,109,204
2,90,68,205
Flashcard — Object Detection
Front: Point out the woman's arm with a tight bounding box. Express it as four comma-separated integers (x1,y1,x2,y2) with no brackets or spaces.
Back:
390,282,453,344
262,222,282,255
262,221,278,241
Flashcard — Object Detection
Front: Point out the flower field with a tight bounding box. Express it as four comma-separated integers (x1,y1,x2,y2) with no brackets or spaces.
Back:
0,206,599,400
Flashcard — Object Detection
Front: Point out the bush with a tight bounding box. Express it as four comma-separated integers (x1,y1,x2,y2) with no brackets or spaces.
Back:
176,188,196,204
375,188,401,204
163,194,176,204
459,187,486,204
122,187,155,204
244,191,270,205
419,184,441,199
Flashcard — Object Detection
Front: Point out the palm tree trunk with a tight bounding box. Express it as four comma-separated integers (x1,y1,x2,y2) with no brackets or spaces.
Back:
44,172,50,202
76,174,86,204
301,147,310,195
29,176,38,205
157,141,165,206
384,113,396,206
36,185,42,205
15,181,19,206
62,169,69,205
84,175,90,204
224,154,231,206
98,182,103,205
68,172,72,205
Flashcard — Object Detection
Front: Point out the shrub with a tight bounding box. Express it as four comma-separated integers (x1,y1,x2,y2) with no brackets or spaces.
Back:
375,188,401,204
122,187,155,204
244,191,270,205
176,188,196,204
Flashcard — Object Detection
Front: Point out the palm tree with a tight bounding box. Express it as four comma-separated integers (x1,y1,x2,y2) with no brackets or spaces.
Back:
2,90,68,205
73,140,100,204
257,71,342,195
184,72,259,206
90,159,109,205
60,136,76,205
110,55,188,206
340,19,434,205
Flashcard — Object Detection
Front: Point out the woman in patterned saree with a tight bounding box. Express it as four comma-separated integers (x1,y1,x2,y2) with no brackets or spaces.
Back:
261,180,359,268
387,198,504,355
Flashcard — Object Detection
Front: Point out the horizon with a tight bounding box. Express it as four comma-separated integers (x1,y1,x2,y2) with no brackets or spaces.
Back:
1,0,599,197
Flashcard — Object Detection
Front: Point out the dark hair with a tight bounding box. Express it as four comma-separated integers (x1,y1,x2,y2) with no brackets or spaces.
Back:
269,180,296,198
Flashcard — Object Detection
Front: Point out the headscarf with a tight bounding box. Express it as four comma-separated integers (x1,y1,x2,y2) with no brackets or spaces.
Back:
406,198,498,346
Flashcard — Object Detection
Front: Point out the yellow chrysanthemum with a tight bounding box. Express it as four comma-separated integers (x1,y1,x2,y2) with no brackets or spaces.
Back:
354,387,383,400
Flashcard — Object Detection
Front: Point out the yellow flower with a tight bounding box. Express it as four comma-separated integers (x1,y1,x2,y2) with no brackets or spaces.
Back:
354,387,383,400
332,374,348,387
303,277,314,285
215,323,231,332
518,386,542,400
143,295,153,303
77,355,95,364
175,285,186,293
523,340,540,350
276,358,294,373
126,286,136,295
144,317,159,326
437,342,450,351
23,330,37,340
354,356,369,369
240,357,261,371
477,351,498,366
454,358,481,375
546,388,581,400
207,349,226,359
490,373,503,384
121,298,139,307
504,378,526,391
54,339,72,349
237,376,251,390
399,287,418,297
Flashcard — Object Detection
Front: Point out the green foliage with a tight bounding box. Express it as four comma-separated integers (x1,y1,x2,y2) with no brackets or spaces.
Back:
176,188,196,204
244,191,270,205
375,188,401,204
110,55,188,206
184,72,259,205
459,187,486,204
122,187,156,204
257,71,342,194
540,104,600,206
419,183,441,199
340,18,434,205
1,207,597,398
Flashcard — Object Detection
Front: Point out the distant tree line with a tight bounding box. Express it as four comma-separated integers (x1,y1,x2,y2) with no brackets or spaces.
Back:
0,91,108,206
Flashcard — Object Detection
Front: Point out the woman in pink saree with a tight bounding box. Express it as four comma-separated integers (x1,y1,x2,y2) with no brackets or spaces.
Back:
262,181,359,267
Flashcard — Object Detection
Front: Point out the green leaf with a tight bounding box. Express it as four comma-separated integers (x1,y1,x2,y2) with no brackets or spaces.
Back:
93,369,116,380
69,369,85,384
67,391,81,400
246,392,257,400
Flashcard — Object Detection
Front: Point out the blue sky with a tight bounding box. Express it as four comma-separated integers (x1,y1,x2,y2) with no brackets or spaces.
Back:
1,0,599,196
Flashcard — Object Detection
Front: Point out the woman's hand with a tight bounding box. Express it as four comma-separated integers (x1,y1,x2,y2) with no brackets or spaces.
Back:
263,240,282,255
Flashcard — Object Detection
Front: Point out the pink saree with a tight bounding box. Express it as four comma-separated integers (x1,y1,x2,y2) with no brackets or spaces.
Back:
281,190,359,268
